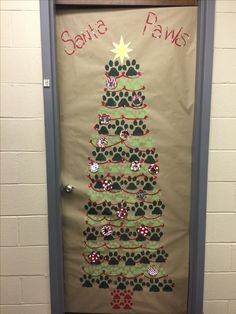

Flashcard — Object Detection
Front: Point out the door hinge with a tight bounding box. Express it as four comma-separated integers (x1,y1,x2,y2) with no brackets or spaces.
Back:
43,79,50,88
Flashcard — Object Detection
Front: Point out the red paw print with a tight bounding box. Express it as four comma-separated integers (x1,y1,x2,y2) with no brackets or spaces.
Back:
111,289,133,310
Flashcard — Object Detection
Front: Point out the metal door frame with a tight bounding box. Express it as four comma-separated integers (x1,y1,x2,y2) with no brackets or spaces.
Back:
39,1,215,313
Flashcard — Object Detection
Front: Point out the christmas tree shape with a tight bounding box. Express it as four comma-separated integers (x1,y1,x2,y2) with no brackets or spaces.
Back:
80,37,175,310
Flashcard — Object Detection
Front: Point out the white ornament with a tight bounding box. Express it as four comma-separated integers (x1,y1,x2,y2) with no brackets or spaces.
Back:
89,162,99,173
119,129,129,141
130,161,141,172
148,266,159,277
97,137,108,148
101,225,113,236
106,76,117,90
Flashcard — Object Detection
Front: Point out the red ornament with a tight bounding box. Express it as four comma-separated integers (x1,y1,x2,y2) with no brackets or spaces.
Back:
106,76,117,90
88,251,100,264
130,161,141,172
119,129,129,141
103,180,113,191
148,164,159,175
97,137,108,148
132,95,143,107
99,114,111,125
137,224,149,237
116,208,128,219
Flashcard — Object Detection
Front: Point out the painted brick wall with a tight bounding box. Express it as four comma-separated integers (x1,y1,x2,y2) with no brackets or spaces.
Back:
203,1,236,314
0,1,50,313
0,1,235,314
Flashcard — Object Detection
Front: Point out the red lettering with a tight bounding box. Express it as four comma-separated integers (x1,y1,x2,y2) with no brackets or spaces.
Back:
143,10,190,49
143,12,158,35
61,30,76,56
82,30,92,43
165,27,183,44
176,32,190,47
152,24,162,39
97,19,108,35
75,34,85,49
89,24,98,39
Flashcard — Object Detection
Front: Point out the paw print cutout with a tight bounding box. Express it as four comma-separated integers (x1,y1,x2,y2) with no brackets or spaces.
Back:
105,60,121,77
131,91,145,108
132,120,147,136
83,227,99,241
116,227,130,241
107,251,121,265
124,252,136,266
146,278,162,292
111,289,133,310
114,91,130,107
123,289,133,310
162,279,175,292
85,203,98,215
151,200,165,215
156,249,168,262
80,274,94,288
102,91,117,107
149,227,163,241
136,251,150,264
130,277,145,291
115,277,130,290
114,119,128,135
144,152,158,164
124,59,140,77
96,275,112,289
101,206,113,216
92,147,107,162
111,289,121,309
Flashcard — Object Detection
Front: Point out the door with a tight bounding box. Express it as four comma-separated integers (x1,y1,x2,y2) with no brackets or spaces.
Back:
55,5,197,314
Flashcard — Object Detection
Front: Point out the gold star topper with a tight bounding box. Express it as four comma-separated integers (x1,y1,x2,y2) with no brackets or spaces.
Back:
111,36,133,64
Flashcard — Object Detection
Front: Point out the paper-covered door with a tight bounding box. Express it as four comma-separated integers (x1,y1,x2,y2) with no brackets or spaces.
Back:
56,6,197,314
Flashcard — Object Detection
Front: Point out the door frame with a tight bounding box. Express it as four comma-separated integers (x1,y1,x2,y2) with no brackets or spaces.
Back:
39,1,215,313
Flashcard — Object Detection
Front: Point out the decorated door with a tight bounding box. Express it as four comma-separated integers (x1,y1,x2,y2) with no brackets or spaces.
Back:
56,6,197,314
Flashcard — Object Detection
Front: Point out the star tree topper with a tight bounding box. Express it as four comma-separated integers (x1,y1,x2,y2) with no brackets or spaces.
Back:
111,36,133,64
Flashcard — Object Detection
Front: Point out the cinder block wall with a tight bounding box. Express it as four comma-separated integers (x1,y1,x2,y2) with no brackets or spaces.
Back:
0,1,50,313
0,1,235,314
203,1,236,314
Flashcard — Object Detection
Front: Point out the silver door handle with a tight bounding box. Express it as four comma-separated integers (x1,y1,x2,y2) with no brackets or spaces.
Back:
63,184,74,193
